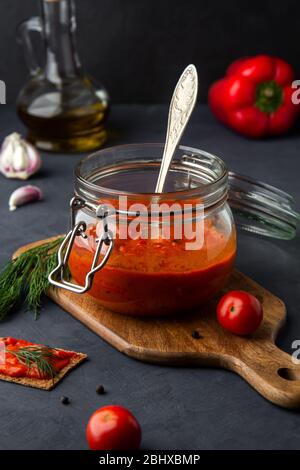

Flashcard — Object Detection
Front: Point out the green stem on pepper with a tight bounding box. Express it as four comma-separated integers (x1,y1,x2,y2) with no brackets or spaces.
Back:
255,80,283,114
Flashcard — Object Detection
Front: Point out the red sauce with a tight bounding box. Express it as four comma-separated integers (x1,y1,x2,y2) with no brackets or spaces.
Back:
0,337,76,379
69,219,236,317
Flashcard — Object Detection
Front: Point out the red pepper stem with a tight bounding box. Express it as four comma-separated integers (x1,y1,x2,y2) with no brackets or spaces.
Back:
255,80,283,114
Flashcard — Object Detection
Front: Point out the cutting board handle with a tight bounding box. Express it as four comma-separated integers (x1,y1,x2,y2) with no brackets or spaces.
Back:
232,342,300,409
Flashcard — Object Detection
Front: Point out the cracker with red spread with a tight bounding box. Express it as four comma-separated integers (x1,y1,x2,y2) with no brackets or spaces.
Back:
0,337,87,390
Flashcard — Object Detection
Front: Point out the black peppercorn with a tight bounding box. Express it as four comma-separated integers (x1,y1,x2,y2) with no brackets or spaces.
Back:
191,330,201,339
60,396,70,405
96,384,105,395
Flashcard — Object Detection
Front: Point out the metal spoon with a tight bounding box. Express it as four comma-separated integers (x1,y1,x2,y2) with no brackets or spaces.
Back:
155,64,198,194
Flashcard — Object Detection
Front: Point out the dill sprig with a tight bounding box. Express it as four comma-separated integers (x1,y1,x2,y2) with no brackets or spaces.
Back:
0,237,66,320
10,346,58,379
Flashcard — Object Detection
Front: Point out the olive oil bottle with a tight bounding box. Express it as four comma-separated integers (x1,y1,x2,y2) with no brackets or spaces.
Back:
17,0,109,153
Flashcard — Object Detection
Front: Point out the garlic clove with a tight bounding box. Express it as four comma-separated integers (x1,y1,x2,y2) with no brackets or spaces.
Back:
1,139,14,170
9,185,43,211
0,133,41,180
13,144,28,171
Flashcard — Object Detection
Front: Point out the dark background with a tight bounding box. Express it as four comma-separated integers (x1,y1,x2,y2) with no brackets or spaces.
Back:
0,0,300,452
1,0,300,104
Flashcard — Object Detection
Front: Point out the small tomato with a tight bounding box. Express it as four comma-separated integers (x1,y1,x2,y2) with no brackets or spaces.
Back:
217,290,263,336
86,405,142,450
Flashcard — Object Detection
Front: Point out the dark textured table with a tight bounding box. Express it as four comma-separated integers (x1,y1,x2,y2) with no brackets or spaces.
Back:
0,105,300,450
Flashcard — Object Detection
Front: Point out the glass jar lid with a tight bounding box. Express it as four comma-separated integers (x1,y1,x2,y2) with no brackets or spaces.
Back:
169,152,299,240
228,172,299,240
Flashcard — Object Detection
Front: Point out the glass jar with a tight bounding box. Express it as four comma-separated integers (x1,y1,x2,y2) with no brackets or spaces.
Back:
49,143,237,316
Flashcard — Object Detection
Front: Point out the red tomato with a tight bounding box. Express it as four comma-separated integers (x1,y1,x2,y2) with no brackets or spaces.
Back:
217,290,263,336
86,405,142,450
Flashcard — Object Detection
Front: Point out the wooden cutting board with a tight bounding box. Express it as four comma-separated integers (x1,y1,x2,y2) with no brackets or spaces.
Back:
15,237,300,409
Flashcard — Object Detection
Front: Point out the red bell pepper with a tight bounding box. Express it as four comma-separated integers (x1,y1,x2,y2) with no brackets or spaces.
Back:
208,55,299,138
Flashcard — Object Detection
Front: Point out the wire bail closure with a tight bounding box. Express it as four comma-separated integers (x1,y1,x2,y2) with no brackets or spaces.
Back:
48,197,114,293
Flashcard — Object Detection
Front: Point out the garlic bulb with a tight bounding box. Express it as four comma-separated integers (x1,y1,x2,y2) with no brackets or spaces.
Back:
9,185,43,211
0,133,41,180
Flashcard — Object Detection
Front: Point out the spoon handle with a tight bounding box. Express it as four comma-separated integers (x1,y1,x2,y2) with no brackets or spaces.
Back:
155,64,198,194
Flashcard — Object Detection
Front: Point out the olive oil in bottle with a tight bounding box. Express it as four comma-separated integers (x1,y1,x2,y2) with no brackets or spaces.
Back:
17,0,109,153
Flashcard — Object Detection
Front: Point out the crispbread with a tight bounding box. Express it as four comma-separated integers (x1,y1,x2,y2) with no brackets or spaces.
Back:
0,349,87,390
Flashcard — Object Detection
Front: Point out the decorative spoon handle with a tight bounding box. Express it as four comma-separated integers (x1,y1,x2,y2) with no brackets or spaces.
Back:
155,64,198,194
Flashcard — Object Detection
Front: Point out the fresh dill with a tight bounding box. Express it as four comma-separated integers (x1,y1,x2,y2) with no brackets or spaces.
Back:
0,237,66,320
10,346,58,379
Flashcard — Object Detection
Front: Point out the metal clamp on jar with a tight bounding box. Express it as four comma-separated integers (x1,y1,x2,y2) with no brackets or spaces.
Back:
49,197,114,294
